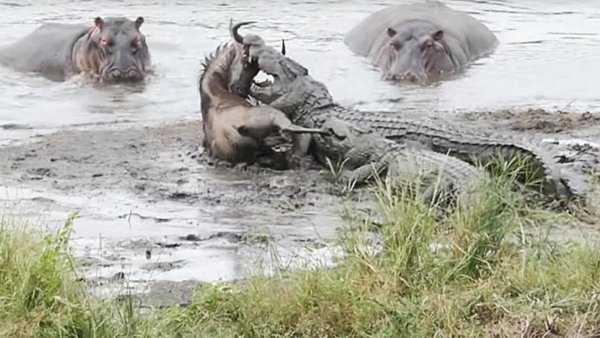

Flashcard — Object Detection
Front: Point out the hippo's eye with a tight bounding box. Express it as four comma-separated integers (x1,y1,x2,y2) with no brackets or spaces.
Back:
131,39,143,54
423,41,434,50
390,41,402,50
100,38,113,47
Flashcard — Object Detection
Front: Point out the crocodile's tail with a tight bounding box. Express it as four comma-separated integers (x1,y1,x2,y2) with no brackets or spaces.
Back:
337,110,574,200
342,145,488,208
385,148,489,207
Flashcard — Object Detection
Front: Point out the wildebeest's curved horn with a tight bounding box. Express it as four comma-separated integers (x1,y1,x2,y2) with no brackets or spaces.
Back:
230,20,256,44
281,39,286,55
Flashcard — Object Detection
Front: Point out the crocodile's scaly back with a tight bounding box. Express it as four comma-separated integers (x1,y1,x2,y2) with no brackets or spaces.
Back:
332,107,571,199
240,31,573,201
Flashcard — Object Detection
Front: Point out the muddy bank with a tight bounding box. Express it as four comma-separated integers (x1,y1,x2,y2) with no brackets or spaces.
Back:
461,108,600,135
0,119,359,304
450,108,600,200
1,109,600,306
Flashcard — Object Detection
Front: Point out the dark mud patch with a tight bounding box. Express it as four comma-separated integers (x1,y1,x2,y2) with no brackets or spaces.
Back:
0,120,340,211
461,108,600,133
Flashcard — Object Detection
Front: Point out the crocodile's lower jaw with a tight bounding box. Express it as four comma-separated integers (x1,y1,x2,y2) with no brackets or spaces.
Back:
252,71,275,88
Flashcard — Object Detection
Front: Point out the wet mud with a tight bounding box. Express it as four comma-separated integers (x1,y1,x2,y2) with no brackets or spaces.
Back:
462,108,600,134
453,108,600,200
1,109,600,306
0,120,356,305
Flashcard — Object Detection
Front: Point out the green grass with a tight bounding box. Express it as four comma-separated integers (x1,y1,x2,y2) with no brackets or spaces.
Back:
1,159,600,337
0,213,143,337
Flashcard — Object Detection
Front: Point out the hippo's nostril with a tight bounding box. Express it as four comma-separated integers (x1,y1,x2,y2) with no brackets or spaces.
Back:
126,69,141,79
404,72,419,83
109,69,122,78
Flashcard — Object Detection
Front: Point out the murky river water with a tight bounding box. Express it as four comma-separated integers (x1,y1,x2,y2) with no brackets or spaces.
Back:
1,0,600,143
0,0,599,291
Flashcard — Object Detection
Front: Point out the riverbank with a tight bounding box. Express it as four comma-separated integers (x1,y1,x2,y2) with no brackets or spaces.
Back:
2,162,600,337
1,107,600,336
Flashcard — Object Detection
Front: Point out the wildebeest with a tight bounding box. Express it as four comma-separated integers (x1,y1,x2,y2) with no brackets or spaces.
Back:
199,21,326,166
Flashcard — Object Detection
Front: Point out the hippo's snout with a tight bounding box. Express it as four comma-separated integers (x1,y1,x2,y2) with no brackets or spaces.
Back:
387,71,422,83
404,72,420,83
106,67,143,82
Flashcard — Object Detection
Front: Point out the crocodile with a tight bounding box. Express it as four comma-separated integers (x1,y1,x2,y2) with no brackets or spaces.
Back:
230,31,574,201
228,31,489,205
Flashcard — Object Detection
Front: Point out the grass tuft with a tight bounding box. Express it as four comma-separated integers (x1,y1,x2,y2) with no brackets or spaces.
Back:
0,157,599,337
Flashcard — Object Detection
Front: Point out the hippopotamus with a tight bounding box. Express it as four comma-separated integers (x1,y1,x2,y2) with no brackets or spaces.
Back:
0,16,151,83
344,1,498,83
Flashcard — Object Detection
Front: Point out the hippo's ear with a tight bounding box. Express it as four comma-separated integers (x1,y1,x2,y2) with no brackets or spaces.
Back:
432,30,444,41
387,27,397,37
135,17,144,29
94,17,104,30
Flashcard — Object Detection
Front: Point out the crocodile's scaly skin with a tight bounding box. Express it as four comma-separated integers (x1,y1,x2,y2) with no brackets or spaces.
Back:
319,105,569,199
243,37,573,201
248,72,487,202
316,117,486,203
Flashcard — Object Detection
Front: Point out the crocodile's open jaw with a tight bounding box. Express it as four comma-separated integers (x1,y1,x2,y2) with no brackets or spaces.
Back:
251,71,276,88
249,69,283,104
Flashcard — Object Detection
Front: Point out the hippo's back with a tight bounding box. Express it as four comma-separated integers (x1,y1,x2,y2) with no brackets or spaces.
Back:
0,23,89,80
344,1,498,60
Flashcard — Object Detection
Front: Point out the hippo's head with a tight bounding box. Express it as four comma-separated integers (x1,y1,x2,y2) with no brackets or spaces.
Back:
77,16,151,83
381,24,457,83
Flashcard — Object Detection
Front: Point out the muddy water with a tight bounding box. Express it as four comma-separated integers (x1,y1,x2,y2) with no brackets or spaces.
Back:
1,0,600,137
1,0,600,301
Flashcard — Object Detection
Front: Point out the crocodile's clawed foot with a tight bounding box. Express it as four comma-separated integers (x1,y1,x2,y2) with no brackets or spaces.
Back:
334,162,386,189
326,127,347,140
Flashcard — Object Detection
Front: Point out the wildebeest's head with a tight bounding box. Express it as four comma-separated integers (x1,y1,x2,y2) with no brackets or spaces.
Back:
380,22,457,83
228,21,290,102
226,20,262,98
76,16,151,83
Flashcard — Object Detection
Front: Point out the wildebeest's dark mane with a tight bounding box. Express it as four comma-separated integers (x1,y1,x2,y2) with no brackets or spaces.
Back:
199,41,238,87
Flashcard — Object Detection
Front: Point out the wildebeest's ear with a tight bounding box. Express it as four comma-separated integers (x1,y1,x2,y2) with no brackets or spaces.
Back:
94,17,104,30
135,17,144,29
387,27,397,37
432,30,444,41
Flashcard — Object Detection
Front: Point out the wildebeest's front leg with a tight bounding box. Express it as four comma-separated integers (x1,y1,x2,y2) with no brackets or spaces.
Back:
236,106,327,149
